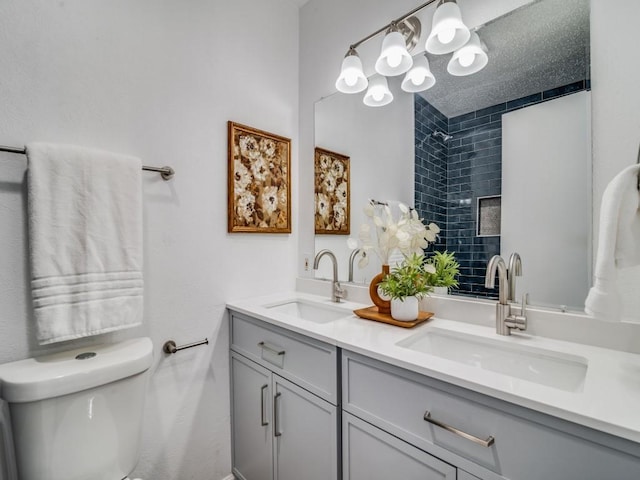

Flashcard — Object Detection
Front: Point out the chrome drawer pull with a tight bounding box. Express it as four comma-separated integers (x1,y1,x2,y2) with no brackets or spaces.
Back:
423,410,495,448
258,341,285,356
260,384,269,426
274,392,283,437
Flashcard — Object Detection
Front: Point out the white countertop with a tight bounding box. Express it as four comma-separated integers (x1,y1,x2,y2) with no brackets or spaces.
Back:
227,291,640,445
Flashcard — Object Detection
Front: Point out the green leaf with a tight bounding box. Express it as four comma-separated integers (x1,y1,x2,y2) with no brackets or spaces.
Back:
378,253,434,300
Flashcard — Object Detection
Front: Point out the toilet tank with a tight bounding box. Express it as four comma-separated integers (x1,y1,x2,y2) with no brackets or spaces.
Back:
0,338,153,480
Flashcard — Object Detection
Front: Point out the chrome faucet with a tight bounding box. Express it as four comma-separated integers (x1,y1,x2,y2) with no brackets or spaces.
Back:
485,255,527,336
313,249,344,303
348,249,365,283
507,252,523,302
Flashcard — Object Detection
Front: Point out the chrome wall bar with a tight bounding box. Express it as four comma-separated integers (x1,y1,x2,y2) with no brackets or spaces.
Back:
0,144,175,180
349,0,439,49
163,338,209,354
636,143,639,191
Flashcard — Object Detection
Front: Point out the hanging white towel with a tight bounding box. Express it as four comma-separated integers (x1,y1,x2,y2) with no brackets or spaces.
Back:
27,142,144,344
585,163,640,321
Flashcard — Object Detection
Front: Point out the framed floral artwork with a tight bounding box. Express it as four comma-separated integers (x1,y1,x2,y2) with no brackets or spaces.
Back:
228,121,291,233
314,147,350,235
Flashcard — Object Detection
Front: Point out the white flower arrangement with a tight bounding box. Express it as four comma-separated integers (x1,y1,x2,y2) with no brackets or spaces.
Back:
348,201,440,269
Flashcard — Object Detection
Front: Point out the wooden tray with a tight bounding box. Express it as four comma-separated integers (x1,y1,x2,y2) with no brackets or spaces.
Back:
353,306,434,328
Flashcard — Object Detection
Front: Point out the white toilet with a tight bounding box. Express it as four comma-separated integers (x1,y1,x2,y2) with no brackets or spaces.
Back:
0,337,152,480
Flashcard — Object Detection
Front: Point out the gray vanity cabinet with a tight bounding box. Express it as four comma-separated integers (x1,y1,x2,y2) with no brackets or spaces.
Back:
343,411,456,480
230,353,274,480
230,312,339,480
342,350,640,480
272,374,338,480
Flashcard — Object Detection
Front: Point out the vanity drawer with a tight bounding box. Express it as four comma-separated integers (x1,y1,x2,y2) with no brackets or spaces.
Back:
230,312,338,404
343,351,640,480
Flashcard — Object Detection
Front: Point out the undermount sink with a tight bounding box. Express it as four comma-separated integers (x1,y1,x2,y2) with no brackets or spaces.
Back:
265,299,351,323
397,328,588,392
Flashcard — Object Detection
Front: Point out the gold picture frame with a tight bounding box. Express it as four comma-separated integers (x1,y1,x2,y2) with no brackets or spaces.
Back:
314,147,350,235
228,121,291,233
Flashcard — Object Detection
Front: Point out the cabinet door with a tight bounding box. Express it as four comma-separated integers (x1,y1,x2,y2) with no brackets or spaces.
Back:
343,412,456,480
458,471,482,480
273,375,338,480
231,353,273,480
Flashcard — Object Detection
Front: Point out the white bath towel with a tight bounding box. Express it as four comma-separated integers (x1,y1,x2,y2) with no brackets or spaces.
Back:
27,143,144,344
585,163,640,321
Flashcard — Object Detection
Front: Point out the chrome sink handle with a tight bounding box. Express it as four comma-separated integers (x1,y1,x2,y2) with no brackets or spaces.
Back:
505,293,528,332
485,255,528,335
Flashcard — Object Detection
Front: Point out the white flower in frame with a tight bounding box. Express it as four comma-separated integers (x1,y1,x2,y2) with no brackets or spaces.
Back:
319,154,331,170
316,193,330,220
333,204,346,229
330,159,345,178
336,182,348,206
261,186,279,215
239,135,260,160
323,171,337,193
237,190,256,223
251,156,269,182
233,159,252,195
259,138,277,158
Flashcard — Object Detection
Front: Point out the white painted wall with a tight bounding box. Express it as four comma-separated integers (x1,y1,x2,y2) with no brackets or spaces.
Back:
502,92,591,310
0,1,299,479
591,0,640,321
314,90,414,284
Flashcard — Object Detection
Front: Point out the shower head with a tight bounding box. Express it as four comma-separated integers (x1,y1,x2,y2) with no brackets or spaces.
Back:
432,131,453,142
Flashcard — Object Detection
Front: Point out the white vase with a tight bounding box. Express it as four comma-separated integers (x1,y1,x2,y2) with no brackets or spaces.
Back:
433,286,448,295
390,296,419,321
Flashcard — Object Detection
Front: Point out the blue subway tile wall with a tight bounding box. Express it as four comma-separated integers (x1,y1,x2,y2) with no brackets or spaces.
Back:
415,80,588,298
414,96,448,252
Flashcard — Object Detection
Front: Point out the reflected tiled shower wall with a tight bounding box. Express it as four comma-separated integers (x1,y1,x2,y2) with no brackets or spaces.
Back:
415,99,448,253
414,80,588,297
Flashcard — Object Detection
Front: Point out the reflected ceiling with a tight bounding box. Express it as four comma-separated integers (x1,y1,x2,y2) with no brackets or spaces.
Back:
421,0,589,117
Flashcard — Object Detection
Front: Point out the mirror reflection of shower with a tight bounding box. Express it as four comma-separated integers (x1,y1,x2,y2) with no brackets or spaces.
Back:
432,130,453,141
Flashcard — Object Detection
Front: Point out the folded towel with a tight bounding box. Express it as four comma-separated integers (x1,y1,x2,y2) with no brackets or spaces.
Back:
585,163,640,321
27,143,144,344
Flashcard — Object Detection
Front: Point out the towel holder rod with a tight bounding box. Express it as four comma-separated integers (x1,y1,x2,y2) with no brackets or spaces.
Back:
636,142,639,191
0,144,175,180
163,338,209,354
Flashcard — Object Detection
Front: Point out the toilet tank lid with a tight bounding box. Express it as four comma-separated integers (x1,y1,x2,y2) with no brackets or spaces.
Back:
0,337,153,403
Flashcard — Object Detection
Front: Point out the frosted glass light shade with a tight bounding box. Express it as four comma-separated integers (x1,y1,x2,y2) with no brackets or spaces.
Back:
336,50,368,94
425,1,470,55
375,31,413,76
363,76,393,107
447,32,488,76
401,55,436,93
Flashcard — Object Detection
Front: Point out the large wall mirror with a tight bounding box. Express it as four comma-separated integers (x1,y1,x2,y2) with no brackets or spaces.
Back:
314,0,591,312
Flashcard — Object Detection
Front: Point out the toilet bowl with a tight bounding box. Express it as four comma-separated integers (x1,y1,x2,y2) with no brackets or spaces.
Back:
0,337,152,480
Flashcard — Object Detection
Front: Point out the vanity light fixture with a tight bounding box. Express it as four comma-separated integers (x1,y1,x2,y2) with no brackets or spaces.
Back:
334,0,487,107
335,48,368,94
447,32,488,76
425,0,471,55
363,75,394,107
375,23,414,76
401,54,436,92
